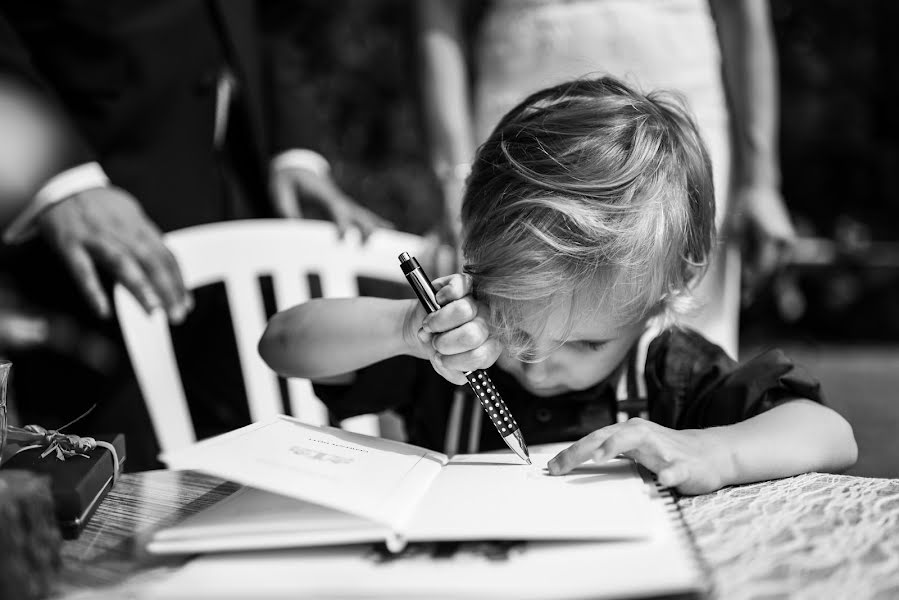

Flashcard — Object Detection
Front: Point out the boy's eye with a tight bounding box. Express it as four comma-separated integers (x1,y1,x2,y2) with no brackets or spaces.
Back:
572,340,608,352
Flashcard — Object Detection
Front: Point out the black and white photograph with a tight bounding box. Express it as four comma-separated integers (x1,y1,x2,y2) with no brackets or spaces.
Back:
0,1,896,599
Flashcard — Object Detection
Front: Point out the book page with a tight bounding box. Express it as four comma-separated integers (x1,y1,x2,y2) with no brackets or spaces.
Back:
147,486,391,555
403,446,654,542
161,416,448,530
147,495,702,600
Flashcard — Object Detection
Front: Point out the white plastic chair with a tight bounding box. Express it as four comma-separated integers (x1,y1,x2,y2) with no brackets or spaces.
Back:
113,219,430,454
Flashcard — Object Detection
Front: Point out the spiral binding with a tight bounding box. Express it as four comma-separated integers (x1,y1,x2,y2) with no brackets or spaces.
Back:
653,479,717,599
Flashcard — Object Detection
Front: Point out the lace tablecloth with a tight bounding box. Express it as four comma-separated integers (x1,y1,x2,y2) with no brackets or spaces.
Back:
679,473,899,599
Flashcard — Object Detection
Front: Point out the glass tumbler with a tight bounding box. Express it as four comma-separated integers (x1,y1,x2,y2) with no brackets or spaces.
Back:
0,359,9,463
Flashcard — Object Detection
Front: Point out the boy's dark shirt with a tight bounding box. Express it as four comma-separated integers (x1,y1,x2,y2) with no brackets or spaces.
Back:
314,327,824,453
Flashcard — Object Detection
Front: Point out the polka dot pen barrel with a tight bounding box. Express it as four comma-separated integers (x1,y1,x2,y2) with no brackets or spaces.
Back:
399,252,531,464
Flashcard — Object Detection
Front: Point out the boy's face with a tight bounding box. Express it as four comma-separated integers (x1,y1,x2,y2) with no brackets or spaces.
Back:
494,299,647,398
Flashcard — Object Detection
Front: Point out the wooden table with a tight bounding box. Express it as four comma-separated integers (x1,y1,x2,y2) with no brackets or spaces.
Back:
55,470,240,597
54,470,899,599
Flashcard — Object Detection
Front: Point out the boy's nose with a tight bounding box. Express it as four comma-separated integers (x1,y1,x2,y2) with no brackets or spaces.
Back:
521,360,551,385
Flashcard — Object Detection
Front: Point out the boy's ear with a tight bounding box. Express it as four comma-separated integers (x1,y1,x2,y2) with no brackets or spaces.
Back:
683,262,707,287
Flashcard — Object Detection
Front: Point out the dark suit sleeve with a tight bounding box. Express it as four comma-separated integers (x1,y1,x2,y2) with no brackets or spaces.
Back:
0,12,96,174
257,2,324,155
0,13,45,88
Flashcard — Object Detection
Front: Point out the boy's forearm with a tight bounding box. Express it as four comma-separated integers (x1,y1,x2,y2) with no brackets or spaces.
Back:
707,400,858,486
259,298,422,379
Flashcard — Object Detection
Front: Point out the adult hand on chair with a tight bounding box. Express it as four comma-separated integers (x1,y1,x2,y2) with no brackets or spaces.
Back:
729,184,797,306
36,187,193,323
270,166,393,241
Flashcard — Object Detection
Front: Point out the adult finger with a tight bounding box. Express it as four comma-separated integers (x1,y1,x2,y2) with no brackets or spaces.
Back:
548,426,621,475
162,242,194,313
312,188,355,239
752,237,781,281
132,229,193,323
58,243,111,319
271,175,302,219
351,205,394,241
750,190,795,241
89,239,162,315
368,209,395,231
329,204,354,239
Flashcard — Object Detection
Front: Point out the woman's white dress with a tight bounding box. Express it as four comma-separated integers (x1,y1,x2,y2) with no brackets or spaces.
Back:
472,0,741,356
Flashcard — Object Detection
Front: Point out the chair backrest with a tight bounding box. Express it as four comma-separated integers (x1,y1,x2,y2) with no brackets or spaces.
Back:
113,219,430,454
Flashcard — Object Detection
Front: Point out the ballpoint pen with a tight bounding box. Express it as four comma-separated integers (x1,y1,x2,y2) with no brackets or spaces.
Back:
398,252,531,464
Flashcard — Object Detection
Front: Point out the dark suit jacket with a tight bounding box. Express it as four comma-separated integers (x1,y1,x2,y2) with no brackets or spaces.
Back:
0,1,322,468
0,0,319,231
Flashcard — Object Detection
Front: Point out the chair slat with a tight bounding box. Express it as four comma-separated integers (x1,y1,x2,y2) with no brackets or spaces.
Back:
113,288,196,451
224,272,283,423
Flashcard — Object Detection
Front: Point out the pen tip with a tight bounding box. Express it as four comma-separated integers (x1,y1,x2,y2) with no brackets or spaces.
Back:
398,251,411,263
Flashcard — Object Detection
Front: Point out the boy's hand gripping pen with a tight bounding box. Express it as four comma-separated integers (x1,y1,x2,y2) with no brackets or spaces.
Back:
399,252,531,464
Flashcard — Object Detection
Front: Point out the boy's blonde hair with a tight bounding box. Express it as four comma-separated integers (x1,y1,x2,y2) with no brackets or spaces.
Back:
461,77,715,361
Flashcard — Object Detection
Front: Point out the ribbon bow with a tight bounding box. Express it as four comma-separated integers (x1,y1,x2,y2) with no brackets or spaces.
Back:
14,424,97,461
6,404,121,484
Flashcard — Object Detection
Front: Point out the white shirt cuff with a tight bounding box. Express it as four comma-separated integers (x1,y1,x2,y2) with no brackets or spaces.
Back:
3,162,110,244
270,149,331,178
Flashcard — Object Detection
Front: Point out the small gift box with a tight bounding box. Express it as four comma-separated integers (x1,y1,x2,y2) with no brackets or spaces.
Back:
1,433,126,539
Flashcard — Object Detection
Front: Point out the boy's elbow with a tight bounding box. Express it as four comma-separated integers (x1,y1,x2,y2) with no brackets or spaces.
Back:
837,420,859,472
258,314,291,376
827,410,858,473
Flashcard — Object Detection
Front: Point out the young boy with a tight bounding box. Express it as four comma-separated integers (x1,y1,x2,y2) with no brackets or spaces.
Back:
259,77,856,494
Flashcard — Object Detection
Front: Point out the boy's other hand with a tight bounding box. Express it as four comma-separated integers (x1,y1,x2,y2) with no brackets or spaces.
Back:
547,418,735,495
417,273,502,386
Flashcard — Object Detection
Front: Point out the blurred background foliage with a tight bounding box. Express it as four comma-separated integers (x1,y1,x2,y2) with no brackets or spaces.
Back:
287,0,899,342
774,0,899,240
283,0,434,234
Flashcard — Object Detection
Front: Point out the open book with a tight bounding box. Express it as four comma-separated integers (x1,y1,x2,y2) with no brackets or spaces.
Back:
151,415,661,554
148,416,708,599
146,486,705,600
